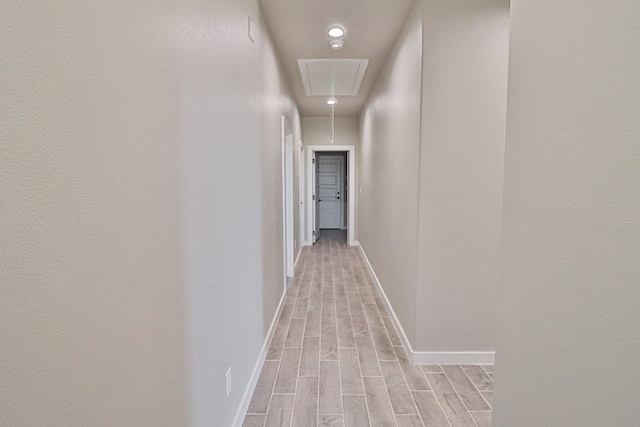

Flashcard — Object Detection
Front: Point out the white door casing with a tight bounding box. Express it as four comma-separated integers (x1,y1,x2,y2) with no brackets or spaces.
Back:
313,152,320,242
299,141,305,247
282,116,294,281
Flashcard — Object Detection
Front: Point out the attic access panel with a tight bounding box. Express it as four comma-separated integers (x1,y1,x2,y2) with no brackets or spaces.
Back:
297,59,369,96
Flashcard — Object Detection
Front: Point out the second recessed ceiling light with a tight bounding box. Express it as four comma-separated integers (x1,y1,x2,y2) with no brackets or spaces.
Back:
330,40,344,50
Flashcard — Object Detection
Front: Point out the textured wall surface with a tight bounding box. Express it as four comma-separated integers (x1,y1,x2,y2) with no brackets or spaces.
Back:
179,1,299,425
302,117,360,147
358,3,423,344
493,0,640,425
416,0,509,352
1,2,189,425
358,0,508,355
1,1,299,426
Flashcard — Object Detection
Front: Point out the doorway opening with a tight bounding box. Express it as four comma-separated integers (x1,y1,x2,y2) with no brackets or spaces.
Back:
306,145,356,246
317,152,347,230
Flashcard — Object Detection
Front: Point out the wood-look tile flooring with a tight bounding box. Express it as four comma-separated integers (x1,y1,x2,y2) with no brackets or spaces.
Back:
243,230,493,427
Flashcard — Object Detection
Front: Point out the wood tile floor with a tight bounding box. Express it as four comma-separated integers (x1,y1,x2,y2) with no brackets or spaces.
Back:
243,230,493,427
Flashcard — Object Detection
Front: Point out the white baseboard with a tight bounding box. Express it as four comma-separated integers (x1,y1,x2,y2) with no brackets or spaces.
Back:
357,243,495,366
294,248,302,268
231,290,286,427
357,243,416,360
232,251,306,426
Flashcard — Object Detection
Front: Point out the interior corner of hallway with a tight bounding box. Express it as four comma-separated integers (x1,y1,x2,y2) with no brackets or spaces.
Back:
358,0,510,353
1,0,300,426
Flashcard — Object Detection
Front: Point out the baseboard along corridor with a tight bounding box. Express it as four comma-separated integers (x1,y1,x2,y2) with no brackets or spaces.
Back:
243,230,493,427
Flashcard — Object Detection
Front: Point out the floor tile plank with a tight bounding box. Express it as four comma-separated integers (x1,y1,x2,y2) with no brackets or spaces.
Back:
337,317,357,349
481,391,493,409
481,365,494,374
319,414,344,427
363,376,396,427
363,303,384,327
380,360,419,415
284,318,305,348
247,361,279,414
343,395,370,427
266,326,287,361
293,297,310,318
396,414,425,427
274,348,301,393
426,373,477,427
292,376,319,427
421,364,443,373
350,309,369,336
355,332,382,376
304,310,322,338
394,347,430,391
462,365,493,391
299,336,320,376
264,394,294,427
320,317,339,361
412,390,450,427
278,302,295,327
319,361,343,415
381,316,402,346
339,348,365,395
370,326,396,361
242,414,266,427
471,411,492,427
442,365,491,410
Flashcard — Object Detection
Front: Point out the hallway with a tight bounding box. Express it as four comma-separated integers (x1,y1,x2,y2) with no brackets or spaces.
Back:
243,231,493,427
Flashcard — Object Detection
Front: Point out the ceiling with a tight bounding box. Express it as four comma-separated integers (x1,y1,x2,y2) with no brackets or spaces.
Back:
259,0,417,117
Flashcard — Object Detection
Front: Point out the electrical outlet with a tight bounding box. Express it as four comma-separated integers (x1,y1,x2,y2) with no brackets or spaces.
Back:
225,366,232,398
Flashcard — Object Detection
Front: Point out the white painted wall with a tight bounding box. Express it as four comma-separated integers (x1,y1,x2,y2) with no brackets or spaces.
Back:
0,1,300,426
493,1,640,425
1,2,189,424
416,0,509,353
358,0,509,358
257,26,302,339
182,2,301,425
302,117,359,147
358,4,423,344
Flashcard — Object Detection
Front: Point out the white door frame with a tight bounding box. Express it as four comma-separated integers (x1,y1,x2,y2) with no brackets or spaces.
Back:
306,145,356,246
299,140,306,248
282,116,295,282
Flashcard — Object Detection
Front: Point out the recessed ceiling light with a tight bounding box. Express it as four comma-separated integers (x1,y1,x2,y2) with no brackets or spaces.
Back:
327,98,337,105
329,40,344,50
328,27,345,38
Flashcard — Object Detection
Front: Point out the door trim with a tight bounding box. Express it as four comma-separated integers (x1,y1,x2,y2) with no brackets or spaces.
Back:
298,140,305,252
281,116,294,283
306,145,356,246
